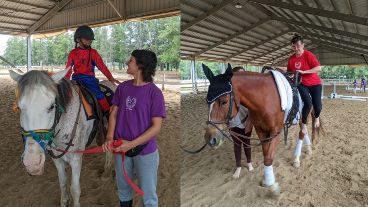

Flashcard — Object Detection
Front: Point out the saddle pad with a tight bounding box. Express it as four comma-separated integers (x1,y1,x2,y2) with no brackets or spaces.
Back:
270,70,293,122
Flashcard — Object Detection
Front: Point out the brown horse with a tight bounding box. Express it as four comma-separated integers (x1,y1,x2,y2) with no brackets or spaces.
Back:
202,63,322,194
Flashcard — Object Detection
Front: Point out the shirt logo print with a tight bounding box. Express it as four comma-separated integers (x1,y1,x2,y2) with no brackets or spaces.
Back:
295,62,301,69
126,96,137,110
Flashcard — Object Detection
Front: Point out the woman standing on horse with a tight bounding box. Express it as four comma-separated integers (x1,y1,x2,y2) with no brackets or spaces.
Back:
287,34,322,134
103,50,166,207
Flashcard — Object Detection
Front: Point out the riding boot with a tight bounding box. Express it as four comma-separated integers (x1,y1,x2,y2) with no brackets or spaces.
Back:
120,200,133,207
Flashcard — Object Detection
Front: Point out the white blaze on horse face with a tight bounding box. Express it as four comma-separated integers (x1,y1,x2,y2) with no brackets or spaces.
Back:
208,102,214,121
23,137,46,175
18,85,56,131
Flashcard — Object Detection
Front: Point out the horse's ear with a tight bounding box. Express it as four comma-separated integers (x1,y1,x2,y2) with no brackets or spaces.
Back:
202,64,214,81
9,70,22,81
51,68,69,82
224,63,233,79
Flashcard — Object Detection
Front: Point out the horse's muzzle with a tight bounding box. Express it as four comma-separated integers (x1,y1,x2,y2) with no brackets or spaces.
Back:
23,153,46,176
205,126,225,148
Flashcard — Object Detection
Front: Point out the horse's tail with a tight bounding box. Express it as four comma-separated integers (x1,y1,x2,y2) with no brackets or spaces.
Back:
104,151,113,172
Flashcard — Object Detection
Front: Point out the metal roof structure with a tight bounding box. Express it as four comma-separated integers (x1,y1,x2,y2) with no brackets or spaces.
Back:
181,0,368,66
0,0,179,35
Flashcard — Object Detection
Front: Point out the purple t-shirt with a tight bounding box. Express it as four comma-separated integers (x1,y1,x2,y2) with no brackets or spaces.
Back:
112,80,166,155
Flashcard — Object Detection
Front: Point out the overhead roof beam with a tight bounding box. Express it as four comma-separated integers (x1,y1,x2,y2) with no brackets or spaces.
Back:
247,42,290,63
272,16,368,41
5,0,52,10
0,13,38,21
261,46,318,65
0,26,26,32
0,19,31,27
309,38,368,56
260,51,293,65
247,0,368,26
194,17,271,56
181,0,237,32
227,30,290,59
0,5,44,16
311,42,364,58
29,0,73,33
0,55,16,68
259,43,315,65
106,0,123,18
294,29,368,52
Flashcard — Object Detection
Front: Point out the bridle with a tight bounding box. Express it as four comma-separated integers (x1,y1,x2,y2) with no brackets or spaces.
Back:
21,101,64,153
17,85,82,159
180,90,235,154
206,86,280,148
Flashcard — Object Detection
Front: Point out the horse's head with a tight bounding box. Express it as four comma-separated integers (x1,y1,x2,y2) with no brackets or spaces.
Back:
9,69,69,175
202,63,238,148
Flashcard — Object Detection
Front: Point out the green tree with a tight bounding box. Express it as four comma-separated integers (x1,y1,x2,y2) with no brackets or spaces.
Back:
4,37,26,65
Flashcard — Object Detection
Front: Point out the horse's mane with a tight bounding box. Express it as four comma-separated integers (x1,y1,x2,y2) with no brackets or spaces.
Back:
56,78,73,110
17,70,72,109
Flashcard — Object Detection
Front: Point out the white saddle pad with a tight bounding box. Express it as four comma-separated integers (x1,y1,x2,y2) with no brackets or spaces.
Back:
269,70,302,123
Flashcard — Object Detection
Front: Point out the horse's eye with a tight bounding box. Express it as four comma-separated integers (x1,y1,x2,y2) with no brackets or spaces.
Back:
47,104,55,113
221,101,227,106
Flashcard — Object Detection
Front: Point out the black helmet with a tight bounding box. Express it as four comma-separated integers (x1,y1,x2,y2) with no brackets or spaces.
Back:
74,25,94,42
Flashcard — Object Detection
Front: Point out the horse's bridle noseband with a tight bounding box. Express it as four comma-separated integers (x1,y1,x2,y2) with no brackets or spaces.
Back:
206,91,236,141
19,86,82,159
21,101,64,153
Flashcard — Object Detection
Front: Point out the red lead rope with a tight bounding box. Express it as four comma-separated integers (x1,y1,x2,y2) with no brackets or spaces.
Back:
56,139,144,196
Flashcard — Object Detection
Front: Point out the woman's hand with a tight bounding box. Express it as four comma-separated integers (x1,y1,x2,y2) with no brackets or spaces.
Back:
296,70,305,74
102,138,114,152
113,140,134,153
109,78,121,85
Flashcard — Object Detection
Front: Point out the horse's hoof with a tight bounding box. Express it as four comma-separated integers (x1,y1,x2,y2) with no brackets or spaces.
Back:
261,181,281,195
269,182,281,195
293,160,300,168
306,145,312,155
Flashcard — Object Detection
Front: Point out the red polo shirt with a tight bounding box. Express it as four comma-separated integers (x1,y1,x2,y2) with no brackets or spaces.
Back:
287,50,321,86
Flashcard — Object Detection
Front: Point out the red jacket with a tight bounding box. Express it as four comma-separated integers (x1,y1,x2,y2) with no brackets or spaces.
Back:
65,47,113,80
287,50,321,86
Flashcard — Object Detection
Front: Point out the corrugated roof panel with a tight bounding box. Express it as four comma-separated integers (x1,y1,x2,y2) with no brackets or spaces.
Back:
205,50,233,57
204,16,240,34
180,2,204,19
37,0,179,33
181,34,215,46
216,44,238,51
223,6,264,24
350,0,368,17
189,24,228,39
315,0,334,11
181,0,368,65
333,0,351,14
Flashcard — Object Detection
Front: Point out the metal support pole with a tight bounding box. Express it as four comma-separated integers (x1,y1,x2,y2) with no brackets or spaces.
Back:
27,34,31,71
191,59,198,93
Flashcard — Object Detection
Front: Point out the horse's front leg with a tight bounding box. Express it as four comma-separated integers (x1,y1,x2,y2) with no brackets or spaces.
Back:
53,158,69,207
261,132,281,194
69,155,83,207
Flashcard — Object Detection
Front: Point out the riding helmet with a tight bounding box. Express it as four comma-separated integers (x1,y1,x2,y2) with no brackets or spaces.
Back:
74,25,94,42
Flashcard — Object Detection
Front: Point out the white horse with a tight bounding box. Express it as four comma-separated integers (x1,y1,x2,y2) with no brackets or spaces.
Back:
10,69,113,207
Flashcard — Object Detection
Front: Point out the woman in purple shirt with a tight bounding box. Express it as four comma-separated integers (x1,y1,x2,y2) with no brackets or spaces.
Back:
103,50,166,207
